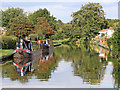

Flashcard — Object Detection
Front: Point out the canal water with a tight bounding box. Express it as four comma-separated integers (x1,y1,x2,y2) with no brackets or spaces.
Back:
1,44,120,88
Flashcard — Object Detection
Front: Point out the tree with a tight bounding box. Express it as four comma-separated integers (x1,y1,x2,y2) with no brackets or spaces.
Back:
9,15,35,38
2,7,24,28
35,17,55,39
28,8,57,31
71,3,106,41
107,19,120,27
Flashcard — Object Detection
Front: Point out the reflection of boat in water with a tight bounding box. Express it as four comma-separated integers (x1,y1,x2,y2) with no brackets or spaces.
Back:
14,50,54,76
13,39,32,66
13,38,41,76
13,61,32,76
35,51,56,80
13,39,54,65
13,38,54,76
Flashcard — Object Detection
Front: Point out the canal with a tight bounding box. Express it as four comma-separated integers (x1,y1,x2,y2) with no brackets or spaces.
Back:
1,44,120,88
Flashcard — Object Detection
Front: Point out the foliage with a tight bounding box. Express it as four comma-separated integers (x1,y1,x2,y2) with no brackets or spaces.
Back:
50,20,65,40
35,17,55,39
28,8,57,31
52,38,70,45
0,49,14,57
1,36,17,49
2,7,24,28
62,24,73,38
107,22,120,57
107,19,120,27
29,34,38,41
107,54,120,88
9,15,35,38
107,38,113,49
71,3,106,41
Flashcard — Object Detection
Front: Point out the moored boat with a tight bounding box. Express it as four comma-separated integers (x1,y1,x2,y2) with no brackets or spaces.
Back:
38,39,53,48
13,39,32,66
38,39,54,52
13,38,54,76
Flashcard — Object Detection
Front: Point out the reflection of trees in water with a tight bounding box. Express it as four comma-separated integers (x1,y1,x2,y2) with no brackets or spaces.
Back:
113,63,120,88
33,54,58,81
107,54,120,88
2,45,119,86
2,62,32,83
2,52,59,83
72,46,107,85
57,45,107,85
2,46,73,83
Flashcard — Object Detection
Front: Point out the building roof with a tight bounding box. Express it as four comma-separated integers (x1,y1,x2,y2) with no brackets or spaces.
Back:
109,27,114,30
99,29,107,33
99,28,114,33
0,27,7,31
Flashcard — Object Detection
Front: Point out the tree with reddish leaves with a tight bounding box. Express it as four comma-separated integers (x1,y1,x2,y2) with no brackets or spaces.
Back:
35,17,55,39
9,15,36,38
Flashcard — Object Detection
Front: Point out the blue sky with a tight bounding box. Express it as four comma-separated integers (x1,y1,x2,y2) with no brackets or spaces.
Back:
1,0,119,23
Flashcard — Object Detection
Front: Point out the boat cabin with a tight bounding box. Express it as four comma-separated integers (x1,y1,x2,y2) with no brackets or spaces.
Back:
38,39,52,48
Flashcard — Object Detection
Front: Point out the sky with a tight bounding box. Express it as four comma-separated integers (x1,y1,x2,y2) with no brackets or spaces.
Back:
0,0,120,23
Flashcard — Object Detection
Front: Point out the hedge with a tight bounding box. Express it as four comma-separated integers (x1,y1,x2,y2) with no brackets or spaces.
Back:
1,36,17,49
29,34,39,41
107,38,113,48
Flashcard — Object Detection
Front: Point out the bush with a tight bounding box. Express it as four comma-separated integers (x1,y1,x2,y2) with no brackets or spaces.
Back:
79,37,86,43
96,40,100,44
107,38,113,48
1,36,17,49
29,34,38,41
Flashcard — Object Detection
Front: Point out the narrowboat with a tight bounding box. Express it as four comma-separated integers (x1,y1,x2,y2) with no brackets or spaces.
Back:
13,38,43,76
38,39,54,51
13,39,32,66
13,38,54,76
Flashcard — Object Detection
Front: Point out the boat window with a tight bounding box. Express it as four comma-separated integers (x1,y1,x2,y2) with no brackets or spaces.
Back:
44,41,46,44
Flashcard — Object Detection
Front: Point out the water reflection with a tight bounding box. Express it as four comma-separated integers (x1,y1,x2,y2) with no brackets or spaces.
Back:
2,44,120,88
2,49,58,83
107,53,120,88
33,52,57,81
59,45,107,85
91,45,109,60
90,45,120,88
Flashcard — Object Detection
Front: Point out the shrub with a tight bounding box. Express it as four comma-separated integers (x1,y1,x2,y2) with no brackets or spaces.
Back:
96,40,100,44
1,36,17,49
29,34,38,41
107,38,113,48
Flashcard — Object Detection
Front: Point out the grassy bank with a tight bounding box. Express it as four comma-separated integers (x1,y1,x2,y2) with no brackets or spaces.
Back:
52,38,70,45
0,49,14,57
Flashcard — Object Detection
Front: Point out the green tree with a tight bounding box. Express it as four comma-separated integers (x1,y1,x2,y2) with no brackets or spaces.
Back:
107,22,120,58
71,3,106,41
2,7,24,28
107,19,120,27
28,8,57,31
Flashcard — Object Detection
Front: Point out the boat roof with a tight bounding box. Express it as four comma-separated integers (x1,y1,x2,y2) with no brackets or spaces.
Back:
39,39,50,41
